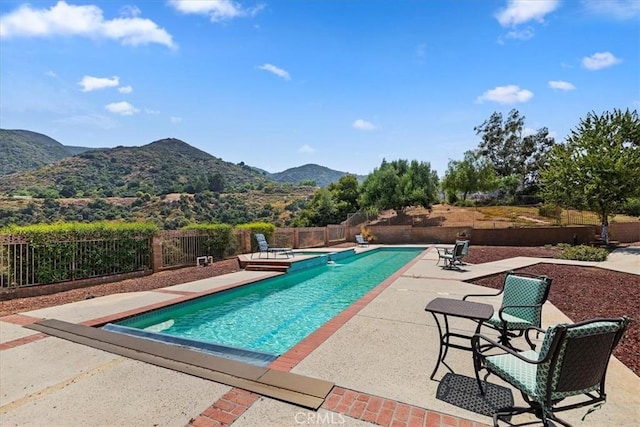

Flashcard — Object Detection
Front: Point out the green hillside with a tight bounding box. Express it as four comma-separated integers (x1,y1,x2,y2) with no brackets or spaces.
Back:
0,138,270,198
269,163,365,187
0,129,73,175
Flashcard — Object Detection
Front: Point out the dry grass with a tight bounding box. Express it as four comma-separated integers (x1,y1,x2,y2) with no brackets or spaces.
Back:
400,204,637,229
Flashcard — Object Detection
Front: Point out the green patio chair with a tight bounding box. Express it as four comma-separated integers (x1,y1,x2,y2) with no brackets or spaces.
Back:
472,316,629,426
436,240,467,270
463,272,552,349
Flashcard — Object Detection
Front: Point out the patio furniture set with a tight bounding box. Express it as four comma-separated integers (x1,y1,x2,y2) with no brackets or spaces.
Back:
427,244,629,427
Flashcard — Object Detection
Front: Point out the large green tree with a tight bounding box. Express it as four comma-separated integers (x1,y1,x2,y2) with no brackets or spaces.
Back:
327,174,360,219
359,159,438,210
540,109,640,243
475,109,555,191
293,174,361,227
441,150,497,201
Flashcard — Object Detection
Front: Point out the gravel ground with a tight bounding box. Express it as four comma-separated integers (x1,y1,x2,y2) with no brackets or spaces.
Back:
465,246,639,377
1,245,638,376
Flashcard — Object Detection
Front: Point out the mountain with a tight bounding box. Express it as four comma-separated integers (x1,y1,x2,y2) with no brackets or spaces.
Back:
0,138,270,197
0,129,99,176
64,145,97,155
0,129,74,175
269,163,366,187
0,128,365,195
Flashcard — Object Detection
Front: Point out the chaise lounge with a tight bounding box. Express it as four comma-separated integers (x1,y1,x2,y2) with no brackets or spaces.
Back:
252,233,294,259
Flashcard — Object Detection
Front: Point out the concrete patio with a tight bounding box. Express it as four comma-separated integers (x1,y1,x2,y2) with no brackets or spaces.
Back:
1,245,638,426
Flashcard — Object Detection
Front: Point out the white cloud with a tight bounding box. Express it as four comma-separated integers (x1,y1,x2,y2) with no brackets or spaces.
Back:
258,64,291,80
496,0,559,27
118,85,133,94
504,27,535,40
53,113,118,129
353,119,377,131
0,1,175,48
548,80,576,91
298,144,315,154
145,108,160,114
476,85,534,104
105,101,139,115
79,75,119,92
119,5,141,18
581,0,640,20
168,0,264,22
170,116,182,124
582,52,622,70
45,70,58,78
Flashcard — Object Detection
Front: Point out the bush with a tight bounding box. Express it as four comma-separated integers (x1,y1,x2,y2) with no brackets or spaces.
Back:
236,222,276,252
621,197,640,217
1,221,158,285
538,203,561,219
557,244,608,262
182,223,234,260
456,199,474,207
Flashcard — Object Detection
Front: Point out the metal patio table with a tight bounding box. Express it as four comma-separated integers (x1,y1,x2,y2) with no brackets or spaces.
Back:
425,297,494,380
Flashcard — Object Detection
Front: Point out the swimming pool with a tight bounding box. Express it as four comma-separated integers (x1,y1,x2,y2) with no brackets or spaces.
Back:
107,247,423,364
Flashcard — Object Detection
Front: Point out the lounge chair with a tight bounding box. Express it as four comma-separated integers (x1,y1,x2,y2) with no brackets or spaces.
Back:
472,316,629,426
355,234,369,247
251,233,294,259
464,271,552,349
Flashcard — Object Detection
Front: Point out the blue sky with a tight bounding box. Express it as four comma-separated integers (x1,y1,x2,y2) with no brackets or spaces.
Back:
1,0,638,176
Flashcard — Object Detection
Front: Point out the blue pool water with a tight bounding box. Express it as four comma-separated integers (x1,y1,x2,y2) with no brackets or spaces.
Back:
110,248,423,360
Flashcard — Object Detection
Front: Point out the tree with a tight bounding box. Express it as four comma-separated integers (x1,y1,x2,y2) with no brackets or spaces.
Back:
475,109,555,191
207,173,225,193
540,109,640,243
441,150,497,201
399,160,440,208
327,174,360,219
293,174,361,227
359,159,439,210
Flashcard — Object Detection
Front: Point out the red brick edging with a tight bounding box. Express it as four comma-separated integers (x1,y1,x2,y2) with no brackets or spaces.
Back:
187,388,260,427
322,386,489,427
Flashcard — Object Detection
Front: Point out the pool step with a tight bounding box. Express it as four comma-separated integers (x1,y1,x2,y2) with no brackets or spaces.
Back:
238,255,292,273
244,263,290,273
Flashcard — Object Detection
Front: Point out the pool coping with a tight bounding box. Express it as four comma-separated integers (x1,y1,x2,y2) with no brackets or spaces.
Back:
26,318,334,410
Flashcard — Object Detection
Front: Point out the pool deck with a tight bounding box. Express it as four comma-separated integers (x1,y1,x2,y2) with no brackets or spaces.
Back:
1,245,639,426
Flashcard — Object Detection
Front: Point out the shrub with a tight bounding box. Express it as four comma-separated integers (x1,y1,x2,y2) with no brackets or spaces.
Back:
182,223,234,260
557,244,608,262
456,199,475,207
1,221,158,285
236,222,276,251
621,197,640,217
538,203,561,219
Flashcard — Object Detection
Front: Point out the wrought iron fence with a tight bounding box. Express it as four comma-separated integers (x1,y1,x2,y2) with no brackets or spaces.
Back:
160,230,211,269
1,225,347,290
1,235,151,289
